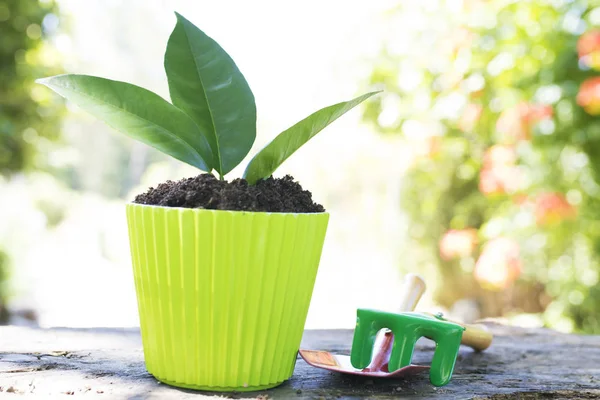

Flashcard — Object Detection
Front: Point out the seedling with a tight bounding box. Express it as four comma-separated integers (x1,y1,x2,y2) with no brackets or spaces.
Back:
37,13,378,184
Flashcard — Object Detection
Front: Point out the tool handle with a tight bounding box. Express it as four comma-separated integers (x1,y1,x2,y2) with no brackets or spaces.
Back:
424,312,493,351
367,274,426,372
397,273,426,312
460,323,493,351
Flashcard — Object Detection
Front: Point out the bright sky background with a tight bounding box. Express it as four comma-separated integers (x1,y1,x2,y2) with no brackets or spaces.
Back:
56,0,392,131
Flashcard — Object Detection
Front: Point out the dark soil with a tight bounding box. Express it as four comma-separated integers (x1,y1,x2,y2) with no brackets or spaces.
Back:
133,174,325,213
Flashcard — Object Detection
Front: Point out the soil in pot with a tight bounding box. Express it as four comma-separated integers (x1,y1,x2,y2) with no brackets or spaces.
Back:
134,174,325,213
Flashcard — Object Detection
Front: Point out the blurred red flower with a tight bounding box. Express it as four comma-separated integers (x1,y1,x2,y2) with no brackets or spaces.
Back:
482,145,516,168
459,103,483,132
442,27,475,57
513,194,529,206
496,102,553,142
413,136,442,160
439,229,478,260
577,77,600,115
474,238,522,291
479,145,523,195
535,192,577,225
577,30,600,69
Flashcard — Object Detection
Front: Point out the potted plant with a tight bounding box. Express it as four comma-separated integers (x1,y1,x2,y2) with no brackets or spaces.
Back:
38,12,377,392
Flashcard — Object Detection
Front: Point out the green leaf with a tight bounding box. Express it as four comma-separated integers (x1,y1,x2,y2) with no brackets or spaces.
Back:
243,91,380,184
36,74,214,171
164,12,256,177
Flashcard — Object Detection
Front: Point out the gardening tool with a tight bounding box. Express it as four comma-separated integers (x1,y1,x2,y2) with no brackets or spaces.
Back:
299,274,493,387
299,274,428,377
351,310,492,386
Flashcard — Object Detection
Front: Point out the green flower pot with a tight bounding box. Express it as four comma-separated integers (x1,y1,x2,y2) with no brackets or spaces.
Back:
125,203,329,392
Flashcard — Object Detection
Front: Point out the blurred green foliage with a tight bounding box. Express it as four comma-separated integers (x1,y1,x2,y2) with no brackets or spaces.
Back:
0,0,63,174
0,250,8,323
0,0,62,317
364,0,600,333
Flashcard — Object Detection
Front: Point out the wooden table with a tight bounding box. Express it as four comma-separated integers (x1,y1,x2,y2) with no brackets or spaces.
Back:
1,323,599,399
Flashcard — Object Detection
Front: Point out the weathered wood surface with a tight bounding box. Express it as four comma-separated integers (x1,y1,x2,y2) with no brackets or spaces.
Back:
0,323,599,399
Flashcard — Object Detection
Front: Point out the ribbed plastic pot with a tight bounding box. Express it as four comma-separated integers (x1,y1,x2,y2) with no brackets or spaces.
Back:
125,203,329,392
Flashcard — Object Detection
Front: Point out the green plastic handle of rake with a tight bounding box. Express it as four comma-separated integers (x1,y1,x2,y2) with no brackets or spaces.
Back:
350,310,465,387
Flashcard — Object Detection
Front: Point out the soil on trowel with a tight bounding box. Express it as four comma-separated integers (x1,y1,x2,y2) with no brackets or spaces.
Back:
134,174,325,213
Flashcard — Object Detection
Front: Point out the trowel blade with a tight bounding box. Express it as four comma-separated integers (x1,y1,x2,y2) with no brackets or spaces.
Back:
298,349,430,378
